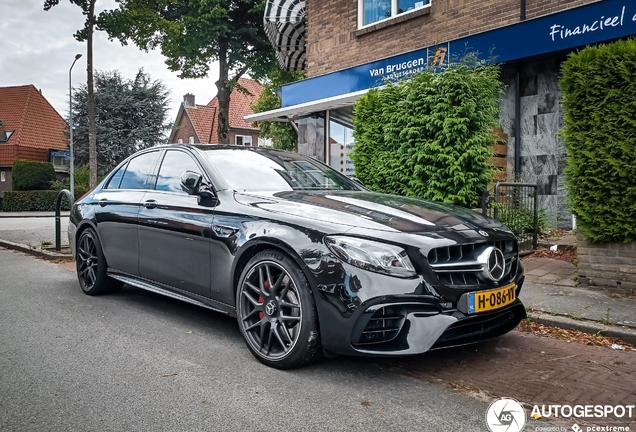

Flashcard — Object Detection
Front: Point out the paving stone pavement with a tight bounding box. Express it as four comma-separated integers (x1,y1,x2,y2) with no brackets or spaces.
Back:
379,331,636,429
523,257,578,287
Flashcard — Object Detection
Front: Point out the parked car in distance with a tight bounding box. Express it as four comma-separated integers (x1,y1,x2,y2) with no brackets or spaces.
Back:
68,145,526,369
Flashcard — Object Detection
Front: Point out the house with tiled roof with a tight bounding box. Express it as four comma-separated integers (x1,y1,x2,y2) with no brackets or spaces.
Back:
0,85,68,199
169,78,264,146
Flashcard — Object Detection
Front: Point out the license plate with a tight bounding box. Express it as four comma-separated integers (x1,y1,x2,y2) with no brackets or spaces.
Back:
467,283,516,314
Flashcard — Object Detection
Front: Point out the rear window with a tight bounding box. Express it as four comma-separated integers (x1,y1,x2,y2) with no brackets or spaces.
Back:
119,151,160,190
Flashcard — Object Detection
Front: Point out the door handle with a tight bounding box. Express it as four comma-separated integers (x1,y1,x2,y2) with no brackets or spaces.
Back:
98,198,108,207
143,200,158,209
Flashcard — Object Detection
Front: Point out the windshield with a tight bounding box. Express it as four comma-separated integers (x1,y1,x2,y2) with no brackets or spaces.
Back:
201,149,360,192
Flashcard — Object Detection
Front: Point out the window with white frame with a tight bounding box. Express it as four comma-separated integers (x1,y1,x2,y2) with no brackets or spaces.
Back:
177,138,183,144
189,136,195,144
1,171,5,182
359,0,430,27
235,135,253,146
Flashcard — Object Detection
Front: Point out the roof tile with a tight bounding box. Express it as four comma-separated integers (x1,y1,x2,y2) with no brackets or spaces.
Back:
0,85,67,166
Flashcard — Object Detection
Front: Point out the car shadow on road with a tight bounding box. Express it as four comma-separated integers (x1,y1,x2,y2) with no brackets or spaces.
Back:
108,284,243,340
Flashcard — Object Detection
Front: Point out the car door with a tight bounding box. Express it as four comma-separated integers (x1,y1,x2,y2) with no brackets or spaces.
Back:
137,149,214,298
94,150,161,276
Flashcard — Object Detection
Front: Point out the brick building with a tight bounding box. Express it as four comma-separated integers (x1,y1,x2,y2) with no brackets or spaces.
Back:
169,78,264,146
0,85,68,201
249,0,636,229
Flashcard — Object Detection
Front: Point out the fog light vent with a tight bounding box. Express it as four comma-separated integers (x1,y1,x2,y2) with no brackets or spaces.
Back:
355,306,405,345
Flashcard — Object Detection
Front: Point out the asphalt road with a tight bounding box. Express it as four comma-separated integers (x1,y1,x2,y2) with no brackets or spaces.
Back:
0,247,490,432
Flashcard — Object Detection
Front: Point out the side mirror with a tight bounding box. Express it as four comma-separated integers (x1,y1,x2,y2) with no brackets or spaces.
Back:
181,171,203,195
351,177,365,187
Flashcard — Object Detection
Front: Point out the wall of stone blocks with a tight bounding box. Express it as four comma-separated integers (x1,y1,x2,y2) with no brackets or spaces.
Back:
171,113,199,144
577,233,636,295
498,59,572,230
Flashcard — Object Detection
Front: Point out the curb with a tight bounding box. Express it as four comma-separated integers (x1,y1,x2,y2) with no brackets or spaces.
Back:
0,239,74,261
528,312,636,346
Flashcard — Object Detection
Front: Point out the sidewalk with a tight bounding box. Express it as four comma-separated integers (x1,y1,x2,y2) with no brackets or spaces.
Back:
520,254,636,344
0,212,71,260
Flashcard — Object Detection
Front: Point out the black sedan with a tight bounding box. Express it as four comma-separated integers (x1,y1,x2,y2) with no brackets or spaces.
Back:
68,145,526,369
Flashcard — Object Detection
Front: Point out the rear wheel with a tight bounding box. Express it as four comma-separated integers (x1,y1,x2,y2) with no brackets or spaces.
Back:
236,250,322,369
76,228,123,296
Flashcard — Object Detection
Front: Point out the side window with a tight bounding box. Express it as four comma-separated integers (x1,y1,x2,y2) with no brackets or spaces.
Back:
119,151,160,190
155,150,201,193
105,164,126,190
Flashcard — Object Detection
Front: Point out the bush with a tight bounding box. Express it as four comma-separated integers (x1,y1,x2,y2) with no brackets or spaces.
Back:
493,203,551,239
560,39,636,243
3,190,71,211
12,160,56,191
50,165,91,192
350,60,503,208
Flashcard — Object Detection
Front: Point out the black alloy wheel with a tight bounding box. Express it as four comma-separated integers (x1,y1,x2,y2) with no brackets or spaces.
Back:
237,250,322,369
76,228,122,296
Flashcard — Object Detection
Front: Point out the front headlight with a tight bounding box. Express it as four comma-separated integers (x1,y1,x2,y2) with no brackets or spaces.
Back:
324,236,416,278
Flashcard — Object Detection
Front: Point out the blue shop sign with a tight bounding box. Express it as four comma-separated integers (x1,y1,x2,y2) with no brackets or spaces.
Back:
282,0,636,107
51,151,70,160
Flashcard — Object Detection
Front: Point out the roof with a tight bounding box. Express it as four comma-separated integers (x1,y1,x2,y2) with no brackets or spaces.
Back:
173,78,263,144
187,104,217,144
223,78,264,130
0,85,67,149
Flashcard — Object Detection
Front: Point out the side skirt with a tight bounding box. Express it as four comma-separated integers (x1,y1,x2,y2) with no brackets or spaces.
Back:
107,272,236,317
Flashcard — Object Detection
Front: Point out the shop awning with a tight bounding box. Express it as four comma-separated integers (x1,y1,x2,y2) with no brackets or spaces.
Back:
264,0,306,71
245,89,369,122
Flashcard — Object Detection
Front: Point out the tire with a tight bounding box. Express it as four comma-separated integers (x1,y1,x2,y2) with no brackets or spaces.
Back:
76,227,123,296
236,250,322,369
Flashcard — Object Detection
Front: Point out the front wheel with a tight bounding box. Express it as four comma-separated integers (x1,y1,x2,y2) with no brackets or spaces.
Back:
76,228,123,296
236,250,322,369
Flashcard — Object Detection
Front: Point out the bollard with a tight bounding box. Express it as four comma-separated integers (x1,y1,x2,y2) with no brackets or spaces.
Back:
55,189,74,251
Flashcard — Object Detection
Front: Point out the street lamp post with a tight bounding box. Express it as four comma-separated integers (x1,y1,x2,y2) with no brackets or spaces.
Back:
69,53,82,198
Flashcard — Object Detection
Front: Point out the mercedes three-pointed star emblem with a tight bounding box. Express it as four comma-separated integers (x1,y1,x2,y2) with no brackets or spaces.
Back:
265,300,277,316
485,247,506,282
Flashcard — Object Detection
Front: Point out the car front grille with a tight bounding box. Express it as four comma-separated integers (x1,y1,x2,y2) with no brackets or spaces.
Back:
354,306,406,346
427,240,518,288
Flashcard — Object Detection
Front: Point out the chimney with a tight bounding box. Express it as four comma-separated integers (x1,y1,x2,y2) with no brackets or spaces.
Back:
184,93,195,107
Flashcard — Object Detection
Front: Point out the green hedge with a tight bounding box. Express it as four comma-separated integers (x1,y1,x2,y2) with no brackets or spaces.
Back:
560,39,636,243
12,160,56,191
350,61,502,208
2,190,85,212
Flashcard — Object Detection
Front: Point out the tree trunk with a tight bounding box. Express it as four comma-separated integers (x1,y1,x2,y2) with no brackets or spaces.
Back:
87,0,97,187
216,43,230,145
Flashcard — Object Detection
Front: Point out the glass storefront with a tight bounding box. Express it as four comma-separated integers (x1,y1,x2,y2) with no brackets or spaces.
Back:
328,119,355,177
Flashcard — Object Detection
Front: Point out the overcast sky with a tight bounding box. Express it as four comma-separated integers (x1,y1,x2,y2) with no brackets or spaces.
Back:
0,0,219,123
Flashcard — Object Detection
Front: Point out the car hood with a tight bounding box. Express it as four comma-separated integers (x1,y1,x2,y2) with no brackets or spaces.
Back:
234,190,506,234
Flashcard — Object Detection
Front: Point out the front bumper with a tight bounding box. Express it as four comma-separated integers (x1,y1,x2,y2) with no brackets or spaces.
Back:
68,221,77,258
308,257,526,357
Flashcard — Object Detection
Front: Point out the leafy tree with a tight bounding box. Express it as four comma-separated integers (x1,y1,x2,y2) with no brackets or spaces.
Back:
251,66,304,151
100,0,274,144
72,69,171,175
44,0,99,188
351,61,502,208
